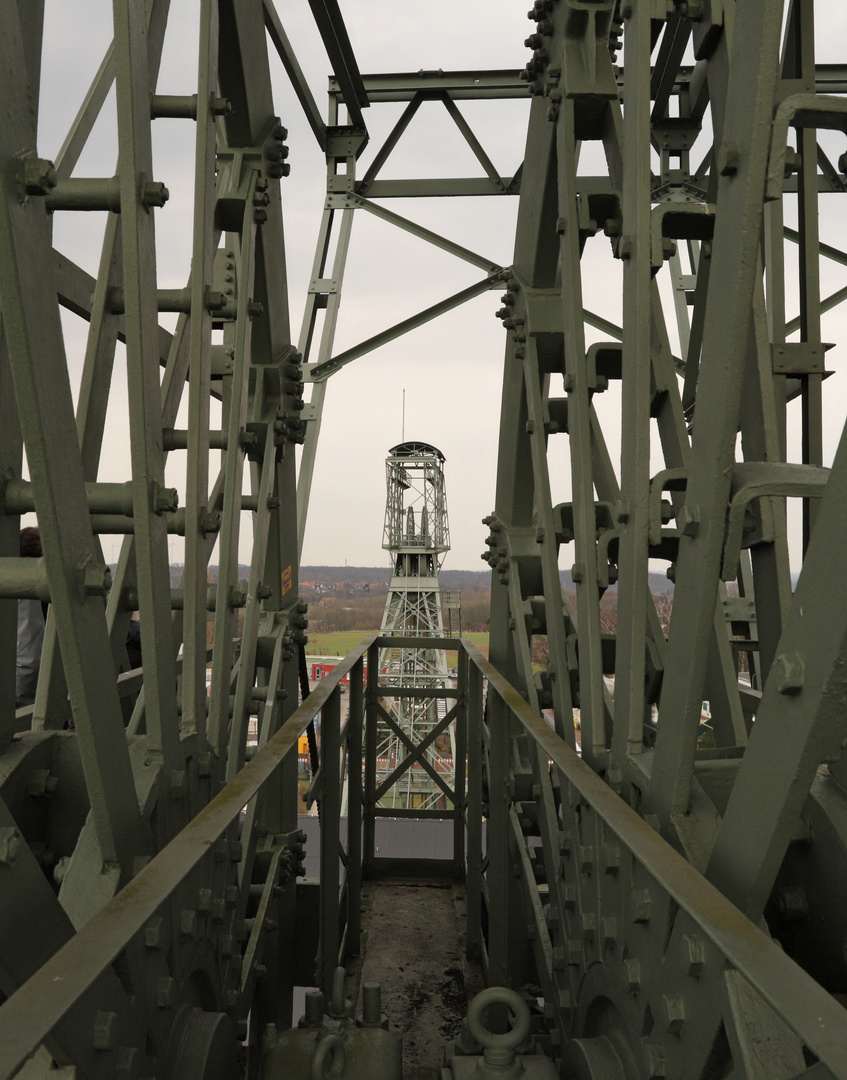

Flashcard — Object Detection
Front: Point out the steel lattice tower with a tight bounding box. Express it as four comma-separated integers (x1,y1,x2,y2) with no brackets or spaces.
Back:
377,442,452,810
8,3,847,1077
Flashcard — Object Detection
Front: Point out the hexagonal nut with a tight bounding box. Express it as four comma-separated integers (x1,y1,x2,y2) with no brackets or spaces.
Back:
663,994,685,1035
623,958,641,994
145,916,164,949
169,769,187,799
0,827,21,867
776,884,809,922
93,1010,118,1051
157,976,176,1008
774,652,804,695
141,181,169,208
116,1046,140,1080
678,504,700,537
180,909,197,938
718,140,740,177
645,1042,666,1078
603,844,620,874
683,934,705,977
631,889,651,923
23,157,58,196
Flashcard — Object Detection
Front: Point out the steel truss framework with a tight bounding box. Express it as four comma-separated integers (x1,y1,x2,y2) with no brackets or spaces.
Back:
0,0,308,1074
485,1,847,1076
0,1,847,1080
376,442,452,811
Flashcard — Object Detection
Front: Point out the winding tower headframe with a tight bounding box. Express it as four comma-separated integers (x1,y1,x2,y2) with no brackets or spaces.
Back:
377,442,452,810
5,2,847,1078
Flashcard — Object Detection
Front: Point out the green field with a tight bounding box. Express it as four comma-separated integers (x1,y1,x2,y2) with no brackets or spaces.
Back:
306,630,489,666
305,631,375,658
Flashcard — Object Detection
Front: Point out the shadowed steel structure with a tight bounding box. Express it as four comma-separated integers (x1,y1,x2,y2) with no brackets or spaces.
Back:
2,1,847,1079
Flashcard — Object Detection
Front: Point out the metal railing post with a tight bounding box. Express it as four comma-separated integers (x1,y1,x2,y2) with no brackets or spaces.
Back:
486,688,509,987
363,641,380,877
346,656,364,954
318,687,341,997
453,643,468,880
465,652,483,963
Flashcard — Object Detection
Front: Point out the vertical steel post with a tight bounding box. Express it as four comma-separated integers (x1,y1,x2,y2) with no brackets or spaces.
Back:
556,98,607,766
486,690,509,987
794,0,823,552
363,640,379,877
347,655,364,954
318,686,341,995
181,0,219,740
113,0,181,788
651,0,784,828
612,0,653,761
465,655,483,964
452,642,468,880
0,333,21,750
0,0,147,872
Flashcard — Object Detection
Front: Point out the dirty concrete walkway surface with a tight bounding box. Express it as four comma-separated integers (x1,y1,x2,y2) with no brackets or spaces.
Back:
353,880,483,1080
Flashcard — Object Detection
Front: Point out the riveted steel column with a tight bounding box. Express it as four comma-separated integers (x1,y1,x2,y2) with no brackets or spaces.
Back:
652,0,783,828
181,0,220,739
557,98,606,767
297,206,355,556
113,0,181,783
34,0,172,733
0,0,146,872
613,1,653,761
208,197,258,758
0,332,22,749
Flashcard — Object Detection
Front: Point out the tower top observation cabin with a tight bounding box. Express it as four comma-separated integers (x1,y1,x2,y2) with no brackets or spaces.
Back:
382,442,450,562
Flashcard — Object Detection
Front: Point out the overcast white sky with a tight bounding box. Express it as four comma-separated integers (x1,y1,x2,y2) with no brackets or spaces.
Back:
34,1,847,572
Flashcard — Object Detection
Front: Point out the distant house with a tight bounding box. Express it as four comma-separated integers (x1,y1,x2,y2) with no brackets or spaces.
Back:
310,657,368,685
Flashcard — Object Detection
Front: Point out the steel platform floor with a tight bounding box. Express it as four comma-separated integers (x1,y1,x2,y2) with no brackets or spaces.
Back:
347,878,484,1080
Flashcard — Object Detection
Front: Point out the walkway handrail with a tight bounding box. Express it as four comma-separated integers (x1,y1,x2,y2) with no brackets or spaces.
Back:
5,631,845,1078
461,639,847,1074
0,636,375,1080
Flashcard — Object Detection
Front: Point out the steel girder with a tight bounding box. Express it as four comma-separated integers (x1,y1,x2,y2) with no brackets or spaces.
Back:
0,0,306,1075
485,0,847,1077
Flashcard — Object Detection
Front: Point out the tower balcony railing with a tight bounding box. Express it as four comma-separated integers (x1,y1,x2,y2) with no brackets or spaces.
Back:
382,531,448,549
2,637,847,1079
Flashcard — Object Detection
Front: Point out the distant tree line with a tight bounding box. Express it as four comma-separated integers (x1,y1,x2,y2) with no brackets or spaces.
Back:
303,585,681,639
305,585,493,634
